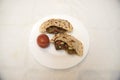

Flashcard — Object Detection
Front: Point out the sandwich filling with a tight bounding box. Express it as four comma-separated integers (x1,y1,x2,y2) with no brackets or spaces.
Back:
54,40,77,54
46,26,67,34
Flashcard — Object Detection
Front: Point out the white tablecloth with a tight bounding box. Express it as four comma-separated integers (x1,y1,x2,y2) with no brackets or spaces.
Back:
0,0,120,80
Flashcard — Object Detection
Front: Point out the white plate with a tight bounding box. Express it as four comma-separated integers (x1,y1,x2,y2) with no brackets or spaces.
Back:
29,15,89,69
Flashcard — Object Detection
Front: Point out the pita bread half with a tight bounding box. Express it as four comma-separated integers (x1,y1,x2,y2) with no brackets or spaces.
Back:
51,33,83,56
40,19,73,33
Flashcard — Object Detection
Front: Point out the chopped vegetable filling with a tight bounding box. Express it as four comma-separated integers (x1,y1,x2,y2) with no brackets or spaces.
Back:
54,40,77,54
46,26,66,34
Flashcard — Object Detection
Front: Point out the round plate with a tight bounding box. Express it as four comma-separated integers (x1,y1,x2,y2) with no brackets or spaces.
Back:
29,15,89,69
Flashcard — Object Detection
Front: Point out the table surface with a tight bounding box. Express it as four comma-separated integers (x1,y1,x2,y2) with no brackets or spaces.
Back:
0,0,120,80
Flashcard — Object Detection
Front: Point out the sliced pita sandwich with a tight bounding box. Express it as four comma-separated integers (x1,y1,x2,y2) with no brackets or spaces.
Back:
40,19,73,34
51,33,83,56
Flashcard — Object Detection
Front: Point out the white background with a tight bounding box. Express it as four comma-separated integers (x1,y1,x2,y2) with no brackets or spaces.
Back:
0,0,120,80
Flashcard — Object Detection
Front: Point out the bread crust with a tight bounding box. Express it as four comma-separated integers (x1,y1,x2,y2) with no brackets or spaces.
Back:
40,19,73,33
